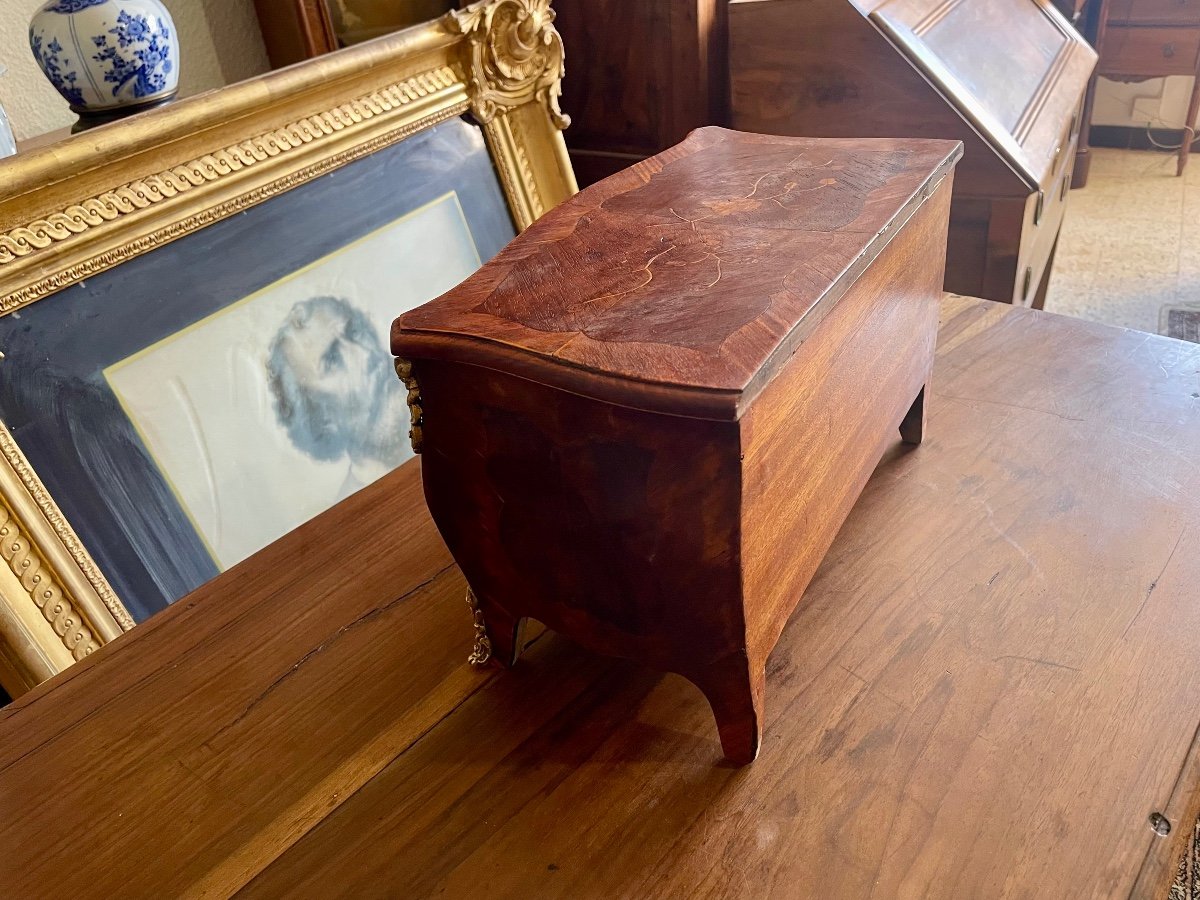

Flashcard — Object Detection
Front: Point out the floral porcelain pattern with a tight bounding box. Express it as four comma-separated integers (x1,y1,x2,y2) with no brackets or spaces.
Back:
29,0,178,112
44,0,111,12
30,32,86,106
93,11,174,100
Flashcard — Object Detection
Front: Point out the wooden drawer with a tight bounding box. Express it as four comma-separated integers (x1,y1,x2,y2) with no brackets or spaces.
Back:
1099,25,1200,76
1108,0,1200,27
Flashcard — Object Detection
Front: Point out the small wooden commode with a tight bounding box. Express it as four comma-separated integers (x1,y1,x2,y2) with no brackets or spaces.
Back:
392,128,962,764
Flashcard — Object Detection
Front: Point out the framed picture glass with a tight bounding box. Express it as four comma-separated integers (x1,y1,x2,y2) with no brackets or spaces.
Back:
0,119,515,622
0,0,575,692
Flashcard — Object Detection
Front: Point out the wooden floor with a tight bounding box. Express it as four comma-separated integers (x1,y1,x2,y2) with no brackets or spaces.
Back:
3,295,1200,898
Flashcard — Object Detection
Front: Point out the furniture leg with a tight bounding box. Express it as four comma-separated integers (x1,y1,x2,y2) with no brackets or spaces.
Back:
1031,236,1058,311
466,589,524,669
1178,74,1200,177
1071,0,1104,189
686,654,765,766
899,384,927,446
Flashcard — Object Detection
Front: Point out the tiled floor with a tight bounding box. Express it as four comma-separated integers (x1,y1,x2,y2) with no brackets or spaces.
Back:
1044,147,1200,337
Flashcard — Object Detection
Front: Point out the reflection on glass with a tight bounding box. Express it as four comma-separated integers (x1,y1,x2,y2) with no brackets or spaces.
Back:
329,0,456,45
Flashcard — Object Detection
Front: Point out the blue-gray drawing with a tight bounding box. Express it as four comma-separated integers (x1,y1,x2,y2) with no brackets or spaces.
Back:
0,118,514,621
266,296,409,477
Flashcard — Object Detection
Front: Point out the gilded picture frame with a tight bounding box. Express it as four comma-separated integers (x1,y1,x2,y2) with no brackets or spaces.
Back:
0,0,576,697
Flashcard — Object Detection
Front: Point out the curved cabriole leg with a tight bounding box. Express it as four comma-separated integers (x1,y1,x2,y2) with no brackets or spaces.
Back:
899,384,927,446
686,655,765,766
466,588,524,669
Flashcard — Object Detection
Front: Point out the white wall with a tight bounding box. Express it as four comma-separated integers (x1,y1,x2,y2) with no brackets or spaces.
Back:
0,0,270,143
1092,75,1199,130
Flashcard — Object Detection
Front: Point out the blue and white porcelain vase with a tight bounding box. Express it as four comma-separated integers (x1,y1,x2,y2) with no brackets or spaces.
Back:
29,0,178,123
0,66,16,159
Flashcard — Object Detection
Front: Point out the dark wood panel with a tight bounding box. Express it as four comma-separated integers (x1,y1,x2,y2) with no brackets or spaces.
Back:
943,197,994,297
556,0,678,154
1108,0,1200,26
253,0,339,68
1070,0,1106,188
566,149,646,187
1100,24,1200,74
554,0,727,183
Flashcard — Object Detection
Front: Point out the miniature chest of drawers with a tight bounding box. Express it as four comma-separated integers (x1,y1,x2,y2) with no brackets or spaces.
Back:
392,128,962,764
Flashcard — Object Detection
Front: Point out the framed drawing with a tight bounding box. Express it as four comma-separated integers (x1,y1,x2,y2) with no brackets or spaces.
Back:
0,0,576,696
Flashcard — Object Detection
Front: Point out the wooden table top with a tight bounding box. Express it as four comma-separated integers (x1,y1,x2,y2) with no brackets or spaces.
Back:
3,294,1199,898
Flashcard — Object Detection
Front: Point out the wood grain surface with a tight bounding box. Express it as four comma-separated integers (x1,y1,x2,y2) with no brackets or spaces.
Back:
2,295,1199,897
393,127,961,418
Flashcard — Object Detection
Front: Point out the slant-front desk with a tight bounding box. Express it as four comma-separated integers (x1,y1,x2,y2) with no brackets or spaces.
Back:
730,0,1097,306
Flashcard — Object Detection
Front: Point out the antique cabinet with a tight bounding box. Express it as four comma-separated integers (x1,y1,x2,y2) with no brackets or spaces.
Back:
253,0,729,186
1095,0,1200,174
553,0,729,186
1053,0,1106,187
253,0,722,182
729,0,1097,306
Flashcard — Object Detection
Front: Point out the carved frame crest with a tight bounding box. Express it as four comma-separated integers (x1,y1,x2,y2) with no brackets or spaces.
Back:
0,0,576,697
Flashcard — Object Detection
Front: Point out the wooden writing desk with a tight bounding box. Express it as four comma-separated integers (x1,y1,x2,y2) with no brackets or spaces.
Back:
2,295,1199,898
